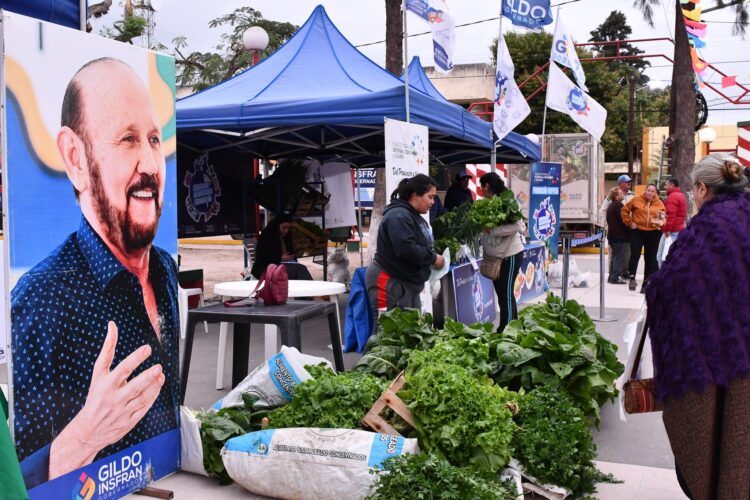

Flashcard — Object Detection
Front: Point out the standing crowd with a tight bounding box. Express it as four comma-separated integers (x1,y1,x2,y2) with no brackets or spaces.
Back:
602,174,687,294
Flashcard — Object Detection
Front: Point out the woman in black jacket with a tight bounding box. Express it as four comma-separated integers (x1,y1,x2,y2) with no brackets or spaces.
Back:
251,213,313,280
366,174,446,316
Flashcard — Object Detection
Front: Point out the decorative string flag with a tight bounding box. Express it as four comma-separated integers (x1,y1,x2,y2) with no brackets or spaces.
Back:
550,16,587,91
681,0,708,88
546,62,607,141
722,75,737,88
494,33,531,141
405,0,456,73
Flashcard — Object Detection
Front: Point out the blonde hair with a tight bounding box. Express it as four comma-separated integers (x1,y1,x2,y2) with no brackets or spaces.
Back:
609,186,623,201
692,153,748,194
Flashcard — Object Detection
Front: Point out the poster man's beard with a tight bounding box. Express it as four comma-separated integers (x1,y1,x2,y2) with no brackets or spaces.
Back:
88,160,162,253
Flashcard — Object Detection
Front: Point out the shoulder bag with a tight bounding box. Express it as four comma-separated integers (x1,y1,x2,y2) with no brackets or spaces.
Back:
479,225,519,281
623,319,663,413
225,263,289,306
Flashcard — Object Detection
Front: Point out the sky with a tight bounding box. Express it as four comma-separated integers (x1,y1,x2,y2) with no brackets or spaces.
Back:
91,0,750,127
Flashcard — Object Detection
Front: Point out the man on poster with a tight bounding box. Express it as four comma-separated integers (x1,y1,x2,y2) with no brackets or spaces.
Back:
11,58,178,488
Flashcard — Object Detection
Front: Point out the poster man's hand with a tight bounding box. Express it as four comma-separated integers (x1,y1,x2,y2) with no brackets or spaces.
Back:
49,321,164,479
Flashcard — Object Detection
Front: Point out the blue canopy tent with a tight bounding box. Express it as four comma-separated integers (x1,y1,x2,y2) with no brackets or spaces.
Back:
402,56,540,163
0,0,85,30
177,5,538,167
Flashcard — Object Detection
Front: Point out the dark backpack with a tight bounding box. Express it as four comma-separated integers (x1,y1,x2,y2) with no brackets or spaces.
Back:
254,263,289,305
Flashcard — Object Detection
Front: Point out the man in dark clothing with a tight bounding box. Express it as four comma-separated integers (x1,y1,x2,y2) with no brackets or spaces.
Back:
605,187,629,283
443,170,473,211
429,193,447,224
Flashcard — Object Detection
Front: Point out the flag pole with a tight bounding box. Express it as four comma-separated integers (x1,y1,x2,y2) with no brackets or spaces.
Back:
491,2,504,173
542,7,561,153
402,0,410,123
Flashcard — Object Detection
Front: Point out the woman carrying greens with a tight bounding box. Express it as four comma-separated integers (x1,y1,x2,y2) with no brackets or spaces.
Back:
478,172,525,332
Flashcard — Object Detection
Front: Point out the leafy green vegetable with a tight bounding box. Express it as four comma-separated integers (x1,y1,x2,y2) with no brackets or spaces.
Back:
197,394,270,485
353,308,440,379
367,453,517,500
432,203,481,256
267,364,386,429
434,237,461,260
492,294,624,425
467,190,523,229
400,357,517,473
513,387,619,496
407,335,496,379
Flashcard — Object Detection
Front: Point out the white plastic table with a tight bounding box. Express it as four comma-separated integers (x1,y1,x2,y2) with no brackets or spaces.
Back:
213,280,346,388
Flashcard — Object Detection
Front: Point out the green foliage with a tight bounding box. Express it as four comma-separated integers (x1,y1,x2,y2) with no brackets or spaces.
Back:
589,10,650,85
267,364,386,429
353,308,439,379
248,158,308,211
513,387,619,496
408,335,497,379
367,454,518,500
432,203,481,257
493,294,624,425
197,394,270,485
100,13,147,44
174,6,298,90
400,359,517,473
467,190,523,229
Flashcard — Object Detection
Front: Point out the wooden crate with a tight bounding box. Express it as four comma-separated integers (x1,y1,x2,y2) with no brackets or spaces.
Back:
361,372,415,437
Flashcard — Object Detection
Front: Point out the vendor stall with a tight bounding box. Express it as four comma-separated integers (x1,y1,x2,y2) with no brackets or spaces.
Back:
442,242,548,327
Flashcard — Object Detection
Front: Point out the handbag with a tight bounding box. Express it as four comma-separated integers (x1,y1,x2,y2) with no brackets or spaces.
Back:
622,319,663,413
479,256,503,280
225,263,289,307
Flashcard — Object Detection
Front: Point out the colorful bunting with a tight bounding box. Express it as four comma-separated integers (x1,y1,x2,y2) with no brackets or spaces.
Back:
680,0,708,89
722,75,737,88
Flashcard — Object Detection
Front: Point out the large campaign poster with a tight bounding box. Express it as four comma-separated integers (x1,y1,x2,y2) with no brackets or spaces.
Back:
2,13,179,498
528,162,562,259
177,145,254,238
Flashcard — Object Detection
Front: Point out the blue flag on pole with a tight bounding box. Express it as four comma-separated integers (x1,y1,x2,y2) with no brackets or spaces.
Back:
501,0,554,31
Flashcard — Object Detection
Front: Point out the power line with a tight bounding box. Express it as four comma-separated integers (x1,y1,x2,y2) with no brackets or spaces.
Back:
355,0,583,48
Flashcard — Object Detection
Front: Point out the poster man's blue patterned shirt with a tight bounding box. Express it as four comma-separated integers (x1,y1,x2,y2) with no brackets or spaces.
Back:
11,217,179,488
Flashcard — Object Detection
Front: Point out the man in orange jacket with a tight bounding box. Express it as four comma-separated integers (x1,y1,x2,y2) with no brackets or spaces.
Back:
621,183,666,293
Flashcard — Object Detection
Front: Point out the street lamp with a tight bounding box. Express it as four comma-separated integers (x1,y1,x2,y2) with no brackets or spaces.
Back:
242,26,269,66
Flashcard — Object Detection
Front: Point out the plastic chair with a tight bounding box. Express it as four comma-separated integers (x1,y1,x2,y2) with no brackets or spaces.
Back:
178,286,208,339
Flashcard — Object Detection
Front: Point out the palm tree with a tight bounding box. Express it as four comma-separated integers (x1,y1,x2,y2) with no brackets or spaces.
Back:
633,0,748,188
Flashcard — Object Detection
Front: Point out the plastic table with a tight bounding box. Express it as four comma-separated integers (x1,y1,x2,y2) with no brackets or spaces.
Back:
213,280,346,387
180,301,344,403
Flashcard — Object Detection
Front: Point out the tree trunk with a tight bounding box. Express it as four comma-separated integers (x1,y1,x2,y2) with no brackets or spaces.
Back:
668,0,696,190
368,0,404,263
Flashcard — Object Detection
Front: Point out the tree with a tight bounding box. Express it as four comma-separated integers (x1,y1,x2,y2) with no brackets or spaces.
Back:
633,0,749,189
589,10,650,85
368,0,404,263
172,7,297,90
490,31,668,162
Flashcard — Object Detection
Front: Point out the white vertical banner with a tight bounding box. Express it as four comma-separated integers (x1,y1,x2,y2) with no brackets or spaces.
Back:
546,62,607,142
405,0,455,73
0,243,6,364
384,118,430,198
384,118,432,314
304,161,357,228
493,33,531,141
550,16,587,91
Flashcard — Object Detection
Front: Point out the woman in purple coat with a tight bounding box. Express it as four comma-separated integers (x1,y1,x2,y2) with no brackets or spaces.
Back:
645,154,750,499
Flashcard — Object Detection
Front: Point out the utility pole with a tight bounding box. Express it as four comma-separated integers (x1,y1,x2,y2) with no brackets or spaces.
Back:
627,74,635,182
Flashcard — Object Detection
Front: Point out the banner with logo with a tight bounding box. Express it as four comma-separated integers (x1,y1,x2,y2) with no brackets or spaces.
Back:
177,145,255,238
494,33,530,141
3,13,179,498
501,0,553,31
384,118,429,199
515,242,548,304
551,17,587,91
354,168,376,209
304,161,356,228
405,0,455,73
452,260,497,325
547,135,592,219
0,245,5,364
528,162,562,259
546,62,607,141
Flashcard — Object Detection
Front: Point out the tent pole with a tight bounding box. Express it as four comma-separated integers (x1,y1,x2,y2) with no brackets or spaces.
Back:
490,141,497,174
402,0,410,123
80,0,86,31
